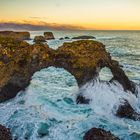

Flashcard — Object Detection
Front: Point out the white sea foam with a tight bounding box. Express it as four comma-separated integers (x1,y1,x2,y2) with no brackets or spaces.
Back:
0,30,140,140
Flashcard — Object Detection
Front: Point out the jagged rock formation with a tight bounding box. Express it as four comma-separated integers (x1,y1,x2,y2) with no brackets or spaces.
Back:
34,36,46,43
54,40,110,86
44,32,55,40
0,31,30,40
0,124,12,140
116,100,140,121
83,128,120,140
0,36,54,102
0,36,138,121
0,37,136,102
72,35,95,39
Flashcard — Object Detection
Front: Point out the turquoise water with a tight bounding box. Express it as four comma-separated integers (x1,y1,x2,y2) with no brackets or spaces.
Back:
0,31,140,140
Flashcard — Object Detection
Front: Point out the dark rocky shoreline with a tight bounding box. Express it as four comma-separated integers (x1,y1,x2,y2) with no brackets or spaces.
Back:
0,31,139,140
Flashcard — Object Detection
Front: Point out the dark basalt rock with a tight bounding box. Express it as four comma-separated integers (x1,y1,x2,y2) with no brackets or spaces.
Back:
116,100,140,121
76,95,90,104
108,60,136,94
72,35,95,40
83,128,120,140
65,36,70,39
0,31,30,40
59,37,64,40
0,124,12,140
34,36,46,43
59,37,70,40
44,32,55,40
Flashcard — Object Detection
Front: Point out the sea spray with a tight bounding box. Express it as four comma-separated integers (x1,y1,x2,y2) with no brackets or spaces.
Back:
0,67,139,139
0,30,140,140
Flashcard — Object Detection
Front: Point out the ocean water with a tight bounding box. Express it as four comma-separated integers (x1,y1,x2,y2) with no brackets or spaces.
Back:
0,30,140,140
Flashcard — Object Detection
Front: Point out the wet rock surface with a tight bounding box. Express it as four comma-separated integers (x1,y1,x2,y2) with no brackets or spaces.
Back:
0,31,30,40
0,124,12,140
76,95,90,104
83,128,120,140
116,100,140,121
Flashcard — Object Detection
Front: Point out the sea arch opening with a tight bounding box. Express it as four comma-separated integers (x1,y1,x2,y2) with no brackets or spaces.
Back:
25,66,79,105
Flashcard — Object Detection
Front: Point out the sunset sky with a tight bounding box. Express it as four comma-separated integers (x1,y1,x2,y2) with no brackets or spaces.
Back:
0,0,140,30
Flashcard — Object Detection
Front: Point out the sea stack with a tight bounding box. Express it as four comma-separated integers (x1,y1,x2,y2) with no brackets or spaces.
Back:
34,36,46,43
44,32,55,40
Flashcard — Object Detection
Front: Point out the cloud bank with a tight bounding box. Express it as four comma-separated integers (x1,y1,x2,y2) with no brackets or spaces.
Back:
0,20,85,31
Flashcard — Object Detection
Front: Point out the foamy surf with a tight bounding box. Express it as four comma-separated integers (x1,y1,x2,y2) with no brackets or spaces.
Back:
0,67,139,140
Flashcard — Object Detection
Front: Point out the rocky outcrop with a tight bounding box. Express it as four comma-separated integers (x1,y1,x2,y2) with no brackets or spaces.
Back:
83,128,119,140
116,100,140,121
0,35,139,140
76,95,90,104
108,60,136,93
59,37,70,40
0,31,30,40
72,35,95,40
65,36,70,39
59,37,64,40
0,36,54,102
0,37,137,108
0,124,12,140
54,40,110,86
44,32,55,40
34,36,46,43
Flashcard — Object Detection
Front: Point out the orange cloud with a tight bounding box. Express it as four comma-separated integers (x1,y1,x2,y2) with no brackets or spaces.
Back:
0,20,86,30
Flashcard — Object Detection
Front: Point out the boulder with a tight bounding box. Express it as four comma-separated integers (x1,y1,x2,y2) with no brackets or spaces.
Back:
44,32,55,40
72,35,95,40
83,128,119,140
59,37,70,40
59,37,64,40
0,124,12,140
65,36,70,39
34,36,46,43
0,31,30,40
76,95,90,104
116,100,140,121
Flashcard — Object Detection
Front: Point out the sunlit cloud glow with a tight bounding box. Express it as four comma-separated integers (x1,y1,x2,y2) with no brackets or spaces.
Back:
0,0,140,30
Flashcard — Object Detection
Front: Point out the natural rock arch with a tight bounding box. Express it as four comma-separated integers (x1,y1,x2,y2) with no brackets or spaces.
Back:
0,37,136,102
30,66,78,91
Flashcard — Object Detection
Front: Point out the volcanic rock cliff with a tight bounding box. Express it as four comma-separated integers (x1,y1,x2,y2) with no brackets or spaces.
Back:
0,36,136,102
0,35,139,139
